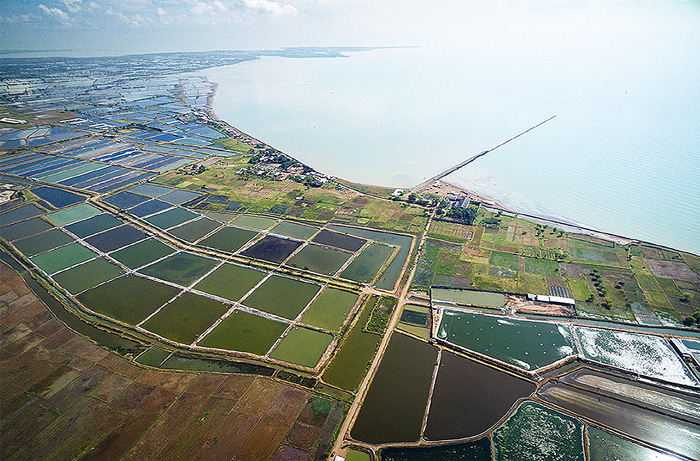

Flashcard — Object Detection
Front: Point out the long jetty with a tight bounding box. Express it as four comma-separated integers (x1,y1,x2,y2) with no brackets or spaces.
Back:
412,115,556,193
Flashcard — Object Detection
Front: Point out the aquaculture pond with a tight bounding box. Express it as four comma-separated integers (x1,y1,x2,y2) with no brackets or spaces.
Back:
199,225,258,252
144,207,198,229
129,199,171,217
537,382,700,460
573,326,698,386
138,252,219,287
241,235,302,263
328,224,413,291
425,351,535,440
242,275,319,320
52,257,124,294
77,275,180,324
12,228,72,256
380,437,491,461
492,401,584,461
134,346,171,367
84,225,147,252
194,263,266,303
432,287,506,308
168,216,220,242
129,183,173,197
104,191,151,209
108,238,175,269
312,229,366,252
398,304,431,340
271,221,318,240
141,291,228,344
31,242,97,274
300,288,359,331
351,333,438,444
340,243,394,284
0,203,43,224
437,310,576,371
269,326,333,368
159,189,202,205
46,204,101,227
198,309,287,355
230,214,277,230
322,298,381,391
31,186,85,208
0,217,53,241
64,213,122,238
587,426,680,461
287,244,351,275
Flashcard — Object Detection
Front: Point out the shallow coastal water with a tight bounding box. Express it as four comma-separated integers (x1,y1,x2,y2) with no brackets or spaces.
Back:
205,0,700,254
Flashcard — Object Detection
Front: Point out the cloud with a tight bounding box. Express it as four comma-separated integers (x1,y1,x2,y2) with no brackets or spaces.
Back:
241,0,297,17
38,4,70,20
61,0,83,13
191,0,227,16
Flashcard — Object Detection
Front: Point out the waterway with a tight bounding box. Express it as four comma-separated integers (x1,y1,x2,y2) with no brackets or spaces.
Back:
205,0,700,255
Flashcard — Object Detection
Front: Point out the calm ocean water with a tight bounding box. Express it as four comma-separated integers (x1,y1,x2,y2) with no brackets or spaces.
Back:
205,1,700,254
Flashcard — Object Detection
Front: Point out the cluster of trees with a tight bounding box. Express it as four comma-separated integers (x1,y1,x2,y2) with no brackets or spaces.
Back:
682,311,700,327
445,206,478,224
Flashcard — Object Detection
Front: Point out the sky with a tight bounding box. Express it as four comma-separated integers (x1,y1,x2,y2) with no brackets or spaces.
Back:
5,0,695,56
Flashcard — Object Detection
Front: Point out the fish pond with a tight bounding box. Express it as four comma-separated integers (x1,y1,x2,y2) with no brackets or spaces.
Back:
45,203,101,226
242,275,319,320
198,309,287,355
12,228,72,256
425,351,535,440
379,437,491,461
240,235,302,263
169,216,220,242
437,310,576,371
269,326,333,368
432,287,506,308
193,263,266,303
138,252,219,287
230,214,276,230
587,426,681,461
287,243,351,275
31,242,97,274
340,243,394,284
52,257,124,294
64,213,122,238
199,225,257,252
322,297,382,391
77,275,181,324
574,325,698,386
493,401,584,461
271,221,318,240
351,333,437,444
312,229,366,252
300,287,358,331
1,217,53,241
108,238,175,269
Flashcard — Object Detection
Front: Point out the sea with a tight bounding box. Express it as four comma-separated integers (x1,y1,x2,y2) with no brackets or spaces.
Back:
204,1,700,255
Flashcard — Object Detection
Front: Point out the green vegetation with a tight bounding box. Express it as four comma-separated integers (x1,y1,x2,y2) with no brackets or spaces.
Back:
364,295,397,334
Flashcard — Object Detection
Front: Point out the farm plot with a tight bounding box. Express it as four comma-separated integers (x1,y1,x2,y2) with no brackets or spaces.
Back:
270,327,333,368
437,310,576,371
1,217,53,241
287,244,351,275
145,207,198,229
52,258,124,294
46,203,102,226
77,275,181,324
241,235,302,264
141,292,228,344
139,252,219,287
271,221,318,240
169,217,220,242
108,238,175,269
199,226,258,252
242,275,319,320
31,242,97,274
198,309,287,355
340,243,393,283
194,263,266,302
300,288,359,331
12,228,72,256
312,230,366,252
84,225,147,252
64,213,122,238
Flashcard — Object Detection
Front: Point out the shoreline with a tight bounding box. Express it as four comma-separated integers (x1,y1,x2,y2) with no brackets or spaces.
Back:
200,74,697,258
